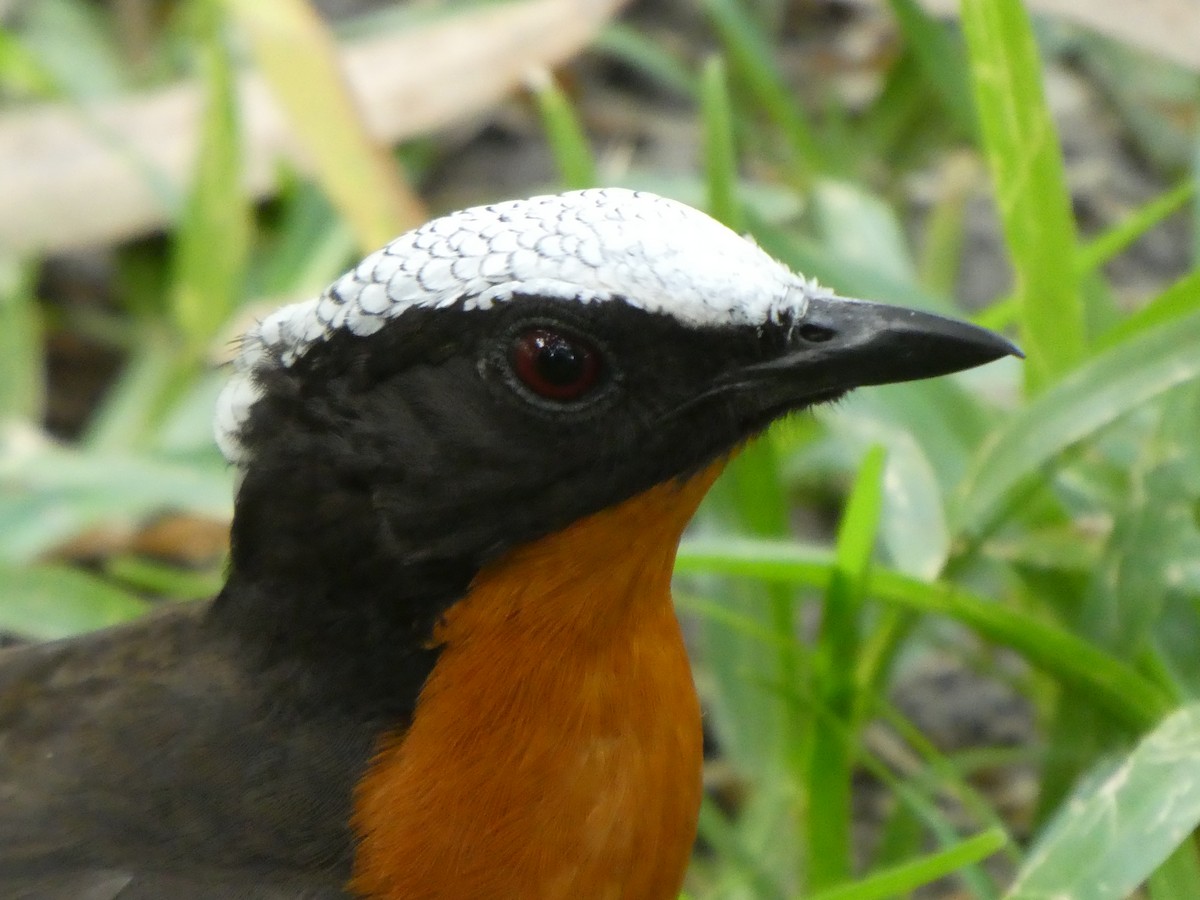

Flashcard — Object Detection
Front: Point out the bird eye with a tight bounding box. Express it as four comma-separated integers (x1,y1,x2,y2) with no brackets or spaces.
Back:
509,328,602,402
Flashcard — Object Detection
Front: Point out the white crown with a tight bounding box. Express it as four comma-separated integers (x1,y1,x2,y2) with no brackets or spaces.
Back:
214,188,828,465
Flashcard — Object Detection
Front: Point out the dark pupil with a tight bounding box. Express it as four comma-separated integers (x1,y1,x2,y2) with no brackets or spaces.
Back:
535,336,585,385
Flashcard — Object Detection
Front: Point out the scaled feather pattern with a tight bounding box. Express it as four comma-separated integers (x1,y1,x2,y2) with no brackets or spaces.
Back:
214,188,829,463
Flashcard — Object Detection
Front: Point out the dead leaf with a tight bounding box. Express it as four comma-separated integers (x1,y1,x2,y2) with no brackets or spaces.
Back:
0,0,627,255
914,0,1200,72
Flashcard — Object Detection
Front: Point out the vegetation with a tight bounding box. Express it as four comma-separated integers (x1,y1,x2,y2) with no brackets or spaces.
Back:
2,0,1198,897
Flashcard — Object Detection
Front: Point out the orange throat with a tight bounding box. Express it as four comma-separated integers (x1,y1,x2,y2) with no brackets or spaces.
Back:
349,462,726,900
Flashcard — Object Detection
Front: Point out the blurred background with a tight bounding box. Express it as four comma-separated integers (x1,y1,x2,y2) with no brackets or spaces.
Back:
1,0,1199,897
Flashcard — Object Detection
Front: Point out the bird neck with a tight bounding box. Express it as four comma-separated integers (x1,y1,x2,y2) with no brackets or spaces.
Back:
348,461,725,900
211,460,473,719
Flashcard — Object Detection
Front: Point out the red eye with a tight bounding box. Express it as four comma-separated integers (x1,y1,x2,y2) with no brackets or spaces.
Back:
509,328,602,401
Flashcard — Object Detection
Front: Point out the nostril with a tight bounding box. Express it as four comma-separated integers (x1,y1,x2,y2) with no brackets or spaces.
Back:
797,323,836,343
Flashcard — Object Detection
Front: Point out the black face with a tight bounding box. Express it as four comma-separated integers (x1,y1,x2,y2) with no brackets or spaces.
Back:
238,290,1020,566
238,296,807,567
218,292,1015,715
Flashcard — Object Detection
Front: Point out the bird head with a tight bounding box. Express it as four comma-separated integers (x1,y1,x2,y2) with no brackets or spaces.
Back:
207,190,1019,892
216,188,1016,573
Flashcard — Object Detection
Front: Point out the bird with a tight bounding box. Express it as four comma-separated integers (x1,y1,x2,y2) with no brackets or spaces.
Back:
0,188,1018,899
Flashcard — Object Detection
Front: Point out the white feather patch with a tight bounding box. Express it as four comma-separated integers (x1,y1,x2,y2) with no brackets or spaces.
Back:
215,188,829,465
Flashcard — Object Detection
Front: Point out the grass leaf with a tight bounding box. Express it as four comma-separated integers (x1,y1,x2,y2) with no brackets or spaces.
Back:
1005,703,1200,900
594,23,696,99
811,828,1007,900
960,0,1084,390
676,538,1172,729
1095,268,1200,351
0,260,43,421
887,0,976,137
807,446,886,890
222,0,423,251
953,310,1200,539
0,440,232,563
700,0,822,174
528,68,597,191
701,55,743,232
0,564,150,640
1077,179,1195,275
171,0,249,356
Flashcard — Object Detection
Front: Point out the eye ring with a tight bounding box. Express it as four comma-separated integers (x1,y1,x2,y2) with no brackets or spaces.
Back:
509,327,602,402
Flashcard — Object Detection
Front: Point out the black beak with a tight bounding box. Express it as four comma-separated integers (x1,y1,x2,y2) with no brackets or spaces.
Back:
736,294,1021,401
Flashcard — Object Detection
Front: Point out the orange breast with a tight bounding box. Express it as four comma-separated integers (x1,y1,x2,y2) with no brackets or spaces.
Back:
348,463,726,899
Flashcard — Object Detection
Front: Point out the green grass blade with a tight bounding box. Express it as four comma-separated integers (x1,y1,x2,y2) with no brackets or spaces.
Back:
807,446,886,890
696,797,788,900
809,181,917,286
83,331,179,452
829,390,956,580
0,564,150,640
171,0,249,358
809,828,1007,900
676,593,795,652
1193,137,1200,263
696,74,805,774
834,447,886,580
701,55,742,232
869,571,1170,729
1077,179,1195,275
0,441,233,563
12,0,127,99
1077,386,1200,662
701,436,799,772
953,309,1200,540
594,23,696,98
1005,703,1200,900
223,0,423,251
960,0,1084,390
1148,839,1200,900
106,555,223,602
676,538,1172,729
976,181,1197,335
251,183,356,299
686,579,1015,897
529,68,597,191
747,211,956,317
916,156,977,297
0,260,43,421
0,26,62,99
1095,268,1200,351
876,699,1023,858
1152,839,1200,900
700,0,822,174
887,0,976,136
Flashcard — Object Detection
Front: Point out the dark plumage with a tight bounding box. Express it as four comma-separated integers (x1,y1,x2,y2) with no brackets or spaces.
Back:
0,190,1018,898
